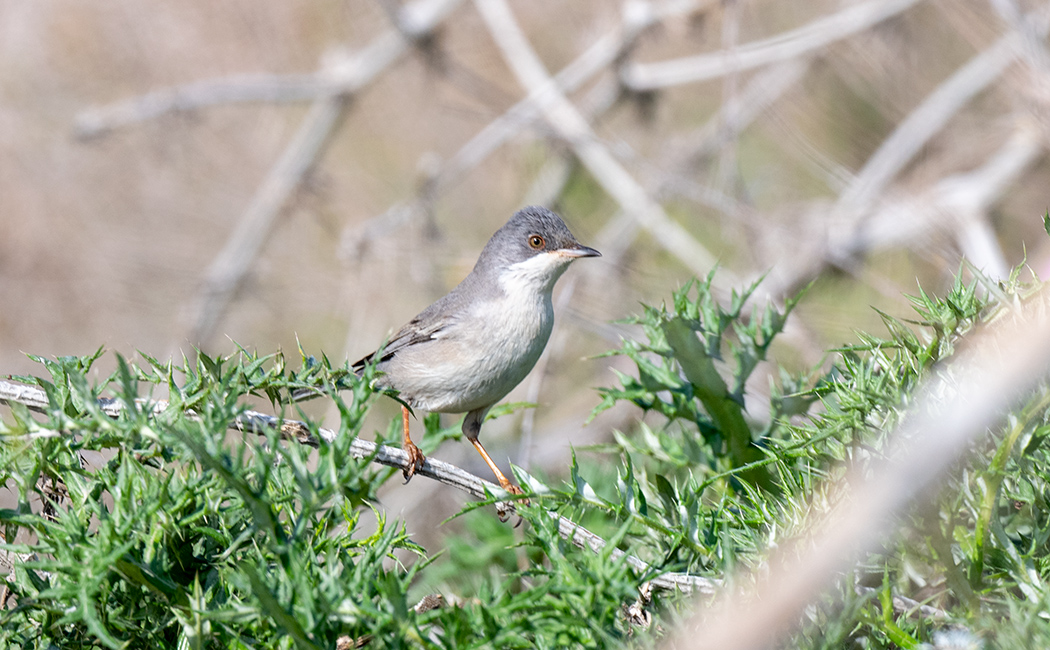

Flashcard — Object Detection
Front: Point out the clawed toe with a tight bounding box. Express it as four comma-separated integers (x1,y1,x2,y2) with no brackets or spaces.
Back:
402,442,426,483
495,484,530,524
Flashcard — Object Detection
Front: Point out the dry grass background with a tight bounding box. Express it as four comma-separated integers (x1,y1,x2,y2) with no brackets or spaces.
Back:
2,0,1050,577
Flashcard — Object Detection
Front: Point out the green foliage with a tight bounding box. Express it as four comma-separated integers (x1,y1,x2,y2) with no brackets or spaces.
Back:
3,263,1050,648
591,269,808,496
0,349,663,648
1,349,430,649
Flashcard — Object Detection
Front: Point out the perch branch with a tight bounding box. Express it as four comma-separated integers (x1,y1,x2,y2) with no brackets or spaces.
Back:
0,373,955,620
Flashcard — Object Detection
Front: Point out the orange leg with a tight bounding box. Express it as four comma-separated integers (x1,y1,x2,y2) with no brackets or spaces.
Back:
401,405,425,482
469,437,524,497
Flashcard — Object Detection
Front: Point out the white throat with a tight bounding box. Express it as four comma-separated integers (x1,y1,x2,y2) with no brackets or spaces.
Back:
498,251,571,298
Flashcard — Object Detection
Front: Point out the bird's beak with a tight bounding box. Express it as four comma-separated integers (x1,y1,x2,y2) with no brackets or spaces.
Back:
558,244,602,258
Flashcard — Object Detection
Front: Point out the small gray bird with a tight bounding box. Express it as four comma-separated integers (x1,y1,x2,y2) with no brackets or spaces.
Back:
356,206,600,493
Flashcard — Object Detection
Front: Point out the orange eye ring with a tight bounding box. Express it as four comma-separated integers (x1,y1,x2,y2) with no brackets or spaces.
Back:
528,234,545,249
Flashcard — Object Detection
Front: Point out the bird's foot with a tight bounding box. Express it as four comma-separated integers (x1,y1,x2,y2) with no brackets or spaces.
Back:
495,482,530,524
402,441,426,483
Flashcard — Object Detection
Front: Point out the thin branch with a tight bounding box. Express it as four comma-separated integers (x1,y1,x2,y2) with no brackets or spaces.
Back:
762,121,1044,298
74,0,465,138
339,0,715,263
187,97,348,345
989,0,1050,78
0,377,715,595
75,74,326,138
473,0,730,281
621,0,923,91
666,57,811,173
860,123,1043,278
833,31,1024,220
0,372,959,618
180,0,465,346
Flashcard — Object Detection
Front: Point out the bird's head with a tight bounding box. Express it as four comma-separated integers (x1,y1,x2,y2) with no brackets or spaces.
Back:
476,206,601,295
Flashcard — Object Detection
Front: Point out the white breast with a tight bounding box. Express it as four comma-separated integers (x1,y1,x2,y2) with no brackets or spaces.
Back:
388,252,569,414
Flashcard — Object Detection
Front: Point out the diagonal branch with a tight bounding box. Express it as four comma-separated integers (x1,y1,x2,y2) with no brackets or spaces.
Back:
0,373,955,619
340,0,716,263
832,4,1050,240
473,0,730,281
665,280,1050,650
187,97,348,345
179,0,465,346
833,31,1024,219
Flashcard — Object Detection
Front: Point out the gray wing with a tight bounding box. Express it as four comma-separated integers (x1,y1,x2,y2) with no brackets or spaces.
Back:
353,316,444,370
352,293,465,371
352,264,487,371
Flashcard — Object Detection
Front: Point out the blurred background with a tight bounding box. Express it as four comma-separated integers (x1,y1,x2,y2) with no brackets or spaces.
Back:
2,0,1049,527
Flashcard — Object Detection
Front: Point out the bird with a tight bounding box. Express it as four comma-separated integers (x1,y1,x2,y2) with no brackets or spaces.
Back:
352,206,600,494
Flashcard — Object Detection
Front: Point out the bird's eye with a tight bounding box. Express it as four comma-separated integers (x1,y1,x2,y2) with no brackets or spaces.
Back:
528,234,545,249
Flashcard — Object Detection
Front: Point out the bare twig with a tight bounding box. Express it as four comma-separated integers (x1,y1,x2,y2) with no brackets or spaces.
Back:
762,120,1044,298
340,0,714,263
861,123,1043,277
180,0,464,346
664,58,811,173
989,0,1050,78
74,0,465,138
75,74,327,138
621,0,923,91
833,31,1024,221
187,97,348,345
474,0,729,281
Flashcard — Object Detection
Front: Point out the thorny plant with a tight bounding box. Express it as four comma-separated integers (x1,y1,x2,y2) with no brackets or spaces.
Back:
3,259,1050,648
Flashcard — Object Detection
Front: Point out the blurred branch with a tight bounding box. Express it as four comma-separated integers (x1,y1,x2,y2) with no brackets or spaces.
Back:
340,0,716,263
175,0,463,345
622,0,922,91
187,97,347,345
756,7,1050,297
75,74,325,138
861,123,1043,277
474,0,729,280
74,0,465,138
834,30,1027,220
667,286,1050,649
664,58,811,173
0,376,715,595
765,121,1044,296
989,0,1050,78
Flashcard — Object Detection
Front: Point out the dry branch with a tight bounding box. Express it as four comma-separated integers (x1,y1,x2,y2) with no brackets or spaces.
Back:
474,0,731,281
621,0,923,91
834,31,1024,219
187,97,348,345
180,0,465,345
340,0,715,263
762,120,1044,299
74,0,465,138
